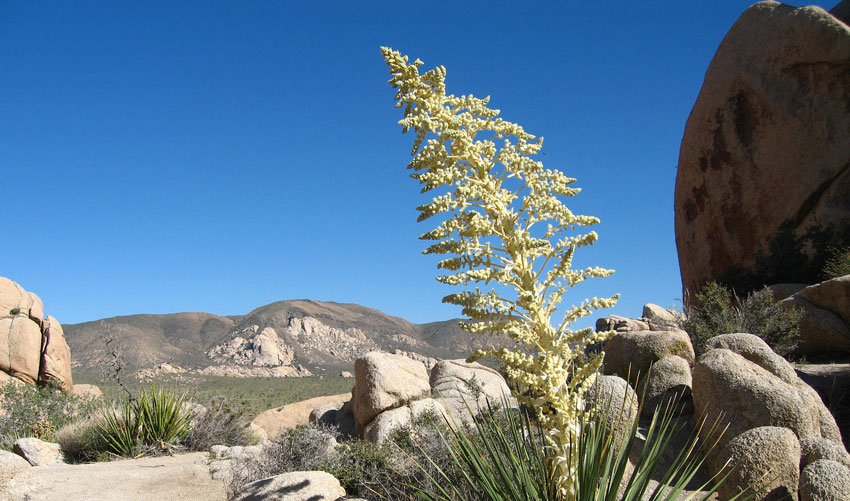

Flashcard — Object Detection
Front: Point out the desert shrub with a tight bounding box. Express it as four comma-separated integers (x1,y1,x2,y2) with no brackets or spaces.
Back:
183,398,253,451
822,247,850,280
226,411,478,499
227,423,341,495
55,416,110,463
0,381,96,451
682,282,801,357
324,436,401,497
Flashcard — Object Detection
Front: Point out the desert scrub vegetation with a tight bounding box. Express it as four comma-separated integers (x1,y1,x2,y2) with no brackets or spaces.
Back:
681,281,802,357
1,379,254,462
96,384,195,457
183,397,255,451
822,246,850,280
0,381,97,451
73,370,353,418
228,393,741,501
227,410,481,499
79,386,253,459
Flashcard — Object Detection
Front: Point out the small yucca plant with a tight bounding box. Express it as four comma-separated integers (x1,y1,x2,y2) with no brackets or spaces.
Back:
137,384,194,447
96,385,195,458
98,401,140,457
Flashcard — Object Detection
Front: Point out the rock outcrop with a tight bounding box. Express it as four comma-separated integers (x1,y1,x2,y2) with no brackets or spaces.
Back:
351,351,431,427
0,277,72,391
233,471,346,501
779,275,850,357
693,344,840,448
252,393,350,440
584,374,638,449
430,359,513,422
13,438,65,466
715,426,801,501
598,305,850,499
675,1,850,295
309,352,514,444
602,329,695,382
799,459,850,501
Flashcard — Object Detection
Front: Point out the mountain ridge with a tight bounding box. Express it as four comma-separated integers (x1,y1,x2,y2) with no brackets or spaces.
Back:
63,299,492,374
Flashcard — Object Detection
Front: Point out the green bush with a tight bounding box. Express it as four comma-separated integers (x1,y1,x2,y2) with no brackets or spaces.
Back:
822,247,850,280
682,282,801,357
0,381,96,451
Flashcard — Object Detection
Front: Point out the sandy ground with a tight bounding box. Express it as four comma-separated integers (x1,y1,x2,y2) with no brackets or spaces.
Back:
1,452,227,501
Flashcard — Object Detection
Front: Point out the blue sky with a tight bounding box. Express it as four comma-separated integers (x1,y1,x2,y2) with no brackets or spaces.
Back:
1,1,837,327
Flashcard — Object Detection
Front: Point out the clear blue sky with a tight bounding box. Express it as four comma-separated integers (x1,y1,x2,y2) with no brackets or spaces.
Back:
1,1,837,327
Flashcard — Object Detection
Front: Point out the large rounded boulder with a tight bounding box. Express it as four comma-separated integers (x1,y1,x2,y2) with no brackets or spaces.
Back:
351,351,430,427
429,359,513,421
675,1,850,295
602,330,694,382
715,426,800,501
780,275,850,357
693,347,840,448
0,277,73,391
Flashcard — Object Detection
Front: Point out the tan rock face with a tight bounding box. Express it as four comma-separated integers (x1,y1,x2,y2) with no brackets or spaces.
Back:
641,355,692,417
602,330,694,382
0,277,26,319
800,459,850,501
351,351,430,426
693,348,838,449
68,383,102,400
0,317,43,385
584,375,638,451
0,278,73,391
251,393,350,440
716,426,801,501
39,316,73,391
233,470,345,501
675,1,850,295
780,275,850,356
13,438,65,466
363,398,445,444
430,359,513,422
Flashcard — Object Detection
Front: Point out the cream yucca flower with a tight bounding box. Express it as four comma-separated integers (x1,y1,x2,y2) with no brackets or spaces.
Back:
382,47,619,499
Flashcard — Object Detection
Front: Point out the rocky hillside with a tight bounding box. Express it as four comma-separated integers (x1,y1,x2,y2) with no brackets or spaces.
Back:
63,300,495,374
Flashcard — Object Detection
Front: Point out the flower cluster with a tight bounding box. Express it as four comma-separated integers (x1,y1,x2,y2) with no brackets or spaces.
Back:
383,47,618,499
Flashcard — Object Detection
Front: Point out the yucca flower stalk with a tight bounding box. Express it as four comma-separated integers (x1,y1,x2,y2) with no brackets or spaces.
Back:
383,47,619,498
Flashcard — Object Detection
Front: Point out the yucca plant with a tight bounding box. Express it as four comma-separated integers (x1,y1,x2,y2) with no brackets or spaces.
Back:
407,389,751,501
97,401,140,457
96,385,195,458
137,384,194,447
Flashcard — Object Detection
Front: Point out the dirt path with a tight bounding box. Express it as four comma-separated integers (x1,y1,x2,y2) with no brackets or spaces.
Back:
1,452,227,501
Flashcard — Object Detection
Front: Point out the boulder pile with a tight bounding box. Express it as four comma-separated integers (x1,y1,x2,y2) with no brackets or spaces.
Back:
309,351,512,444
0,277,72,391
775,276,850,358
597,303,849,500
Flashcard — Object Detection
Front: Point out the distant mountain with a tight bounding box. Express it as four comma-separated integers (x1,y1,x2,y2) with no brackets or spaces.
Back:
63,300,497,374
